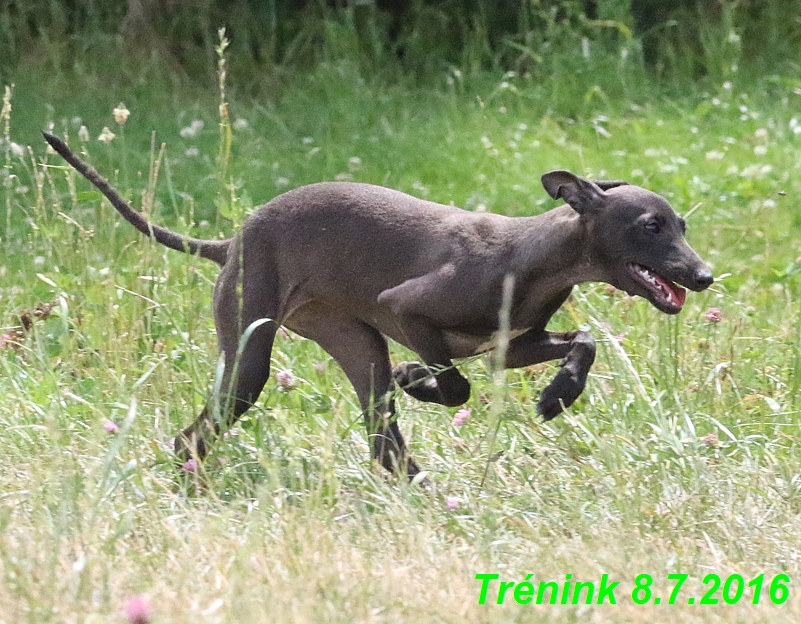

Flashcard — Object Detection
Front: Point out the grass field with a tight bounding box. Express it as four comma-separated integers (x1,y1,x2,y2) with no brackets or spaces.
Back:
3,51,801,622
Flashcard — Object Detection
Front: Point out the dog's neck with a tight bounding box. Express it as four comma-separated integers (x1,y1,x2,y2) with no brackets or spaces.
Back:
507,205,605,292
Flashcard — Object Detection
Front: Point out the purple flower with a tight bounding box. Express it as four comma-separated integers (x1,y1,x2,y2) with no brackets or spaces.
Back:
705,307,722,323
126,596,150,624
181,459,198,473
446,496,461,510
275,369,297,391
103,421,119,434
452,408,471,427
0,333,10,348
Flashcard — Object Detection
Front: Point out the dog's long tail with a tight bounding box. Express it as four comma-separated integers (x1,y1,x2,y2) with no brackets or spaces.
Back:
43,132,230,266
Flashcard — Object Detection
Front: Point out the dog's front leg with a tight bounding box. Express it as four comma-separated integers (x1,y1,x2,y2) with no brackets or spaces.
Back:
504,330,596,420
392,316,471,408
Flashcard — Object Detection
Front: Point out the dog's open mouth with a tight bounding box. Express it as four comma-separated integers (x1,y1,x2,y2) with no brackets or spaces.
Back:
628,263,687,313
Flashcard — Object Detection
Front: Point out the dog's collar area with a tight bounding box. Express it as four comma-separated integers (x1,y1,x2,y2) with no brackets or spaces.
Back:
627,263,686,312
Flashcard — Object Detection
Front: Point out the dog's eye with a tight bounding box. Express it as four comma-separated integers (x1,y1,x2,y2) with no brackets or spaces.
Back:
644,221,661,234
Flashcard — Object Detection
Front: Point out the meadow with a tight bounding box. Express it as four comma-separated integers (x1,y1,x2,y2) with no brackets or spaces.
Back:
2,32,801,623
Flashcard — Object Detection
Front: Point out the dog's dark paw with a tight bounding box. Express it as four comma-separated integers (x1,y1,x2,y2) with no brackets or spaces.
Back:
393,361,440,402
173,430,209,467
536,366,586,421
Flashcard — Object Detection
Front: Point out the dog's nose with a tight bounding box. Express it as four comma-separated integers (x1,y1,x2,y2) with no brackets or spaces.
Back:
693,268,714,290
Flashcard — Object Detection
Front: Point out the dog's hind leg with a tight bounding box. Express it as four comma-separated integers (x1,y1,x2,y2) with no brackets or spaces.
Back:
286,308,421,479
174,318,276,461
175,264,278,462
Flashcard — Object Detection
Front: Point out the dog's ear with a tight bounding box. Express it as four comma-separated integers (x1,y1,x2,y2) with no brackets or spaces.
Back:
541,170,606,215
593,179,629,191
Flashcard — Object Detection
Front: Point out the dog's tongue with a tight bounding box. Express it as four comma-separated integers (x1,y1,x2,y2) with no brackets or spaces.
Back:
656,273,686,307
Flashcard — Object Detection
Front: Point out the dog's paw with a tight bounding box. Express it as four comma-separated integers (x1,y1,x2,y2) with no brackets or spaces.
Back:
393,361,440,402
536,366,586,421
173,429,210,466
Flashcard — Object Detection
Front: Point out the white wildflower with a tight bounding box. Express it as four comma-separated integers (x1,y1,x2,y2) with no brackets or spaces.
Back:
112,102,130,125
180,119,205,138
594,123,611,138
78,125,90,142
97,127,115,143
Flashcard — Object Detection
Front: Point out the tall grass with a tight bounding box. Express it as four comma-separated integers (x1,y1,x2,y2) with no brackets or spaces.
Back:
1,0,800,90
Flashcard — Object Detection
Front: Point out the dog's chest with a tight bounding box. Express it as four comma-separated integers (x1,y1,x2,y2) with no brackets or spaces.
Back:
443,327,530,359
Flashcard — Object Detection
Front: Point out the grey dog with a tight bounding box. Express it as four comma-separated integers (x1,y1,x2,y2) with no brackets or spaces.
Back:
44,132,712,480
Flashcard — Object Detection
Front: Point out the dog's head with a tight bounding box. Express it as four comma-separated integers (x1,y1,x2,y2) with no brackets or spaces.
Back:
542,170,713,314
